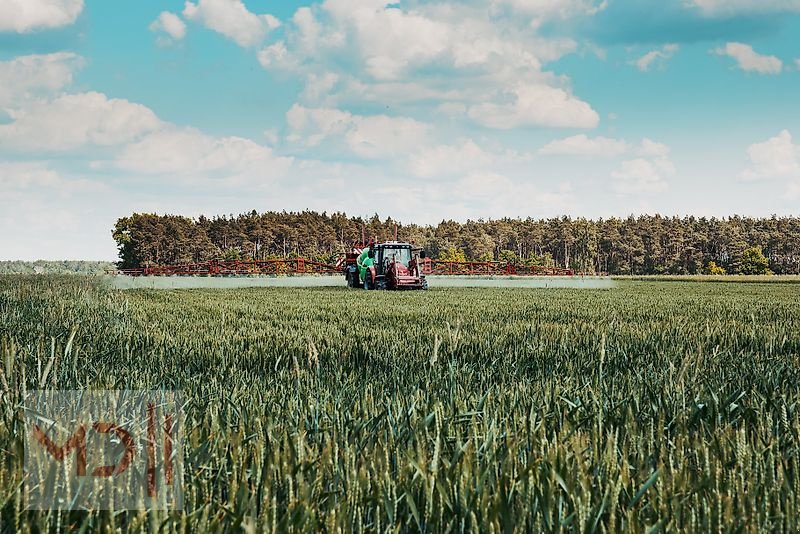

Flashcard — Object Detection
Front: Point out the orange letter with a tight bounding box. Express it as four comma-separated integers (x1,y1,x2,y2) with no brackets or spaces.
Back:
91,423,135,476
164,412,174,486
147,403,156,497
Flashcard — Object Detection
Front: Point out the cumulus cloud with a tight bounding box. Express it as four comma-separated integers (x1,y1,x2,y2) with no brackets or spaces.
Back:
183,0,279,47
612,159,671,194
632,44,679,72
408,140,497,178
740,130,799,183
0,161,99,195
539,134,628,157
115,127,292,184
611,140,675,194
259,2,597,130
0,52,83,107
0,92,163,151
638,138,670,158
286,104,431,158
150,11,187,43
467,84,599,129
450,171,575,218
0,55,168,153
493,0,608,19
0,161,60,189
0,0,83,32
713,42,783,75
286,104,538,179
539,136,674,195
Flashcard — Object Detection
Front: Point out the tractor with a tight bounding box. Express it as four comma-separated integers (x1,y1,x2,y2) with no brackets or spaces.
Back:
344,241,428,290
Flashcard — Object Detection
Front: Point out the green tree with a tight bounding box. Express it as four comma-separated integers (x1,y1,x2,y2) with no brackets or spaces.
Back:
499,249,517,263
223,248,242,261
438,246,467,262
739,247,771,275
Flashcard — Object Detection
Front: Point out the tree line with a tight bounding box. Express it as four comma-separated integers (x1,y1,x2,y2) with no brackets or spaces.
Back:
112,211,800,275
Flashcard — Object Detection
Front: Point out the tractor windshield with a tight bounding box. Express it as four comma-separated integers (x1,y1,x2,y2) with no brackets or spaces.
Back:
382,247,412,266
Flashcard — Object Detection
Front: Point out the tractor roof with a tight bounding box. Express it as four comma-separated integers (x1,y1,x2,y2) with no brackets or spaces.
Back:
375,241,412,247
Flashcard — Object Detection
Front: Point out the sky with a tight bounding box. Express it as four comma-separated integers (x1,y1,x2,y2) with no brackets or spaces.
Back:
1,0,799,260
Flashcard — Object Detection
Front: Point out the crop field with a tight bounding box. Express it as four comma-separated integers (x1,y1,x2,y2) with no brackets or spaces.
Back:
1,275,799,532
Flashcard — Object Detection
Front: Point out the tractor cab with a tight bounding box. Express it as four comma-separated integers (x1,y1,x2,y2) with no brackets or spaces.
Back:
375,243,412,273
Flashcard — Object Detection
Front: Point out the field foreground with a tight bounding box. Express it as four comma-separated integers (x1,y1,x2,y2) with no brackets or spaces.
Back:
1,276,799,531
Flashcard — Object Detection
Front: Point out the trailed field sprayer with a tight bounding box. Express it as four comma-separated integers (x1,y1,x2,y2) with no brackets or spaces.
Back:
116,237,577,286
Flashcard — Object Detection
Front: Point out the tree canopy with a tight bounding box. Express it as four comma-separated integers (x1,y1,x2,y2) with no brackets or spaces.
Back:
112,212,800,275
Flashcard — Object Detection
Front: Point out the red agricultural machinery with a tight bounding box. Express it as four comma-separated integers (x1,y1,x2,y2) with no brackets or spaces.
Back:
115,239,576,288
343,241,428,290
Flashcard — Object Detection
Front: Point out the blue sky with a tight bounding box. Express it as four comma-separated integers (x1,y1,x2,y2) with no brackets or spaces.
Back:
1,0,799,260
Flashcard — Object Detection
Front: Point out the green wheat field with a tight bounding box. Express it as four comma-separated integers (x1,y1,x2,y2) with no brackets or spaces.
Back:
1,275,799,532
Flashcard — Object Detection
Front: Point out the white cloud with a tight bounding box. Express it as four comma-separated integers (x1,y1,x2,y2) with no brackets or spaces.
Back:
638,138,671,158
263,128,279,145
611,140,674,194
450,171,575,218
322,1,453,81
796,58,800,70
538,136,674,195
286,104,531,178
0,160,98,193
286,104,431,158
115,127,292,183
259,2,596,131
458,171,515,198
713,42,782,75
0,92,162,151
308,0,579,77
740,130,800,182
467,84,599,129
494,0,607,19
632,44,679,72
612,159,670,194
408,140,495,178
257,41,298,70
0,161,60,189
346,115,431,158
539,134,628,157
150,11,187,43
183,0,279,47
0,52,83,107
691,0,800,14
301,72,340,101
0,161,122,260
286,105,352,145
0,0,83,32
